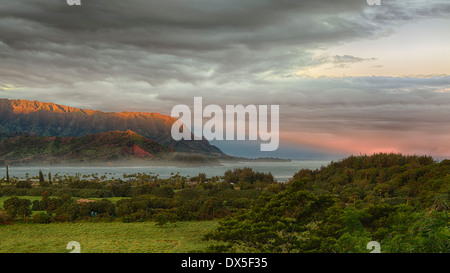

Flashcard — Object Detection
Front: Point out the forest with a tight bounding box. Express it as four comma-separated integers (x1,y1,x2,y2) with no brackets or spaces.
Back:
206,153,449,253
0,153,448,253
0,167,275,224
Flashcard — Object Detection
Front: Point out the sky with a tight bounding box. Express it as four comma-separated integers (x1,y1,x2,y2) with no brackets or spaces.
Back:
1,0,450,159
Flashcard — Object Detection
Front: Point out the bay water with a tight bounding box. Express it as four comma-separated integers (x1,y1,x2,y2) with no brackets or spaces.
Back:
1,160,332,182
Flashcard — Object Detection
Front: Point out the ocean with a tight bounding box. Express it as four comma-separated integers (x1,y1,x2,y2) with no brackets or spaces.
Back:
0,160,331,182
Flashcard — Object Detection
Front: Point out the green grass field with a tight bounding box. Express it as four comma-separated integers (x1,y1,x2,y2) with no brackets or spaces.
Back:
0,220,219,253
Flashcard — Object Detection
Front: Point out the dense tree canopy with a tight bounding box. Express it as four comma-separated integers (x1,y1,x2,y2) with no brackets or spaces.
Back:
205,153,449,253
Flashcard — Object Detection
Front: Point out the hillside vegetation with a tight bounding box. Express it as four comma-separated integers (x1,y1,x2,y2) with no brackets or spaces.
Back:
0,130,226,166
0,130,170,164
205,153,449,253
0,153,448,253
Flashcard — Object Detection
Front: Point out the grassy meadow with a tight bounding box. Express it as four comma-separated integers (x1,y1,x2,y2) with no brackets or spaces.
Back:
0,220,219,253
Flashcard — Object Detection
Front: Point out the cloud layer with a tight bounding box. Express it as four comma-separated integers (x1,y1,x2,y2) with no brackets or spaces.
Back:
1,0,450,158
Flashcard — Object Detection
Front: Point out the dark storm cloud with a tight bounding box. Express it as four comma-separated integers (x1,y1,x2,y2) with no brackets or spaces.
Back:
0,1,400,85
1,0,450,157
1,0,448,92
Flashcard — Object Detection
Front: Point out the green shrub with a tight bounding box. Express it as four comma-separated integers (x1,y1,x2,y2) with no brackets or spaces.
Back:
155,213,169,227
33,212,51,224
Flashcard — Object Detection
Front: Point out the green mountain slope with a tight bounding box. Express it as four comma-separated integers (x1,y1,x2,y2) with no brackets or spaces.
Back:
0,98,223,155
0,130,219,165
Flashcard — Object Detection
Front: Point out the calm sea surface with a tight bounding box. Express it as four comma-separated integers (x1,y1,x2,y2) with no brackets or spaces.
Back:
0,160,331,182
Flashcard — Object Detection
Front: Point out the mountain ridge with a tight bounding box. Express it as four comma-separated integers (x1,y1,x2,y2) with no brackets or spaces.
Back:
0,130,223,166
0,98,223,156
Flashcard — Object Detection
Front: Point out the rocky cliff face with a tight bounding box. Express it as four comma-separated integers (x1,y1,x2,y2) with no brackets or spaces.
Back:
0,98,223,155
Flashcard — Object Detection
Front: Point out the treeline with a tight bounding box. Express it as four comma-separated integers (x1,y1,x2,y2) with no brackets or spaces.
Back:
0,167,275,198
205,153,449,253
0,168,277,224
291,153,448,209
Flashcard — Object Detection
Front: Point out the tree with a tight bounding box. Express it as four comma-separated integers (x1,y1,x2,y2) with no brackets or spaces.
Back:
55,203,80,222
39,170,45,184
159,186,175,198
116,201,133,217
15,180,32,189
79,199,116,218
155,213,169,227
3,197,32,220
31,200,42,211
205,178,333,253
33,212,51,224
198,173,207,183
6,165,10,183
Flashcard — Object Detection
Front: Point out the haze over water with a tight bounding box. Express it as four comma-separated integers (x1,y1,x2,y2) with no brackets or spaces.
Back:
1,160,331,182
